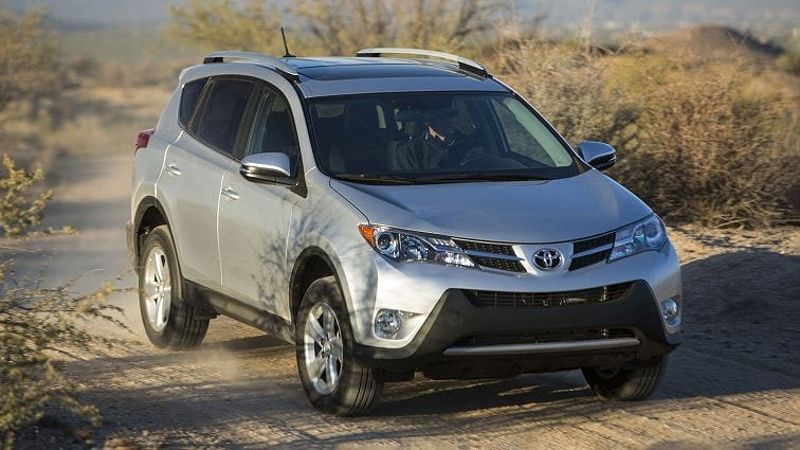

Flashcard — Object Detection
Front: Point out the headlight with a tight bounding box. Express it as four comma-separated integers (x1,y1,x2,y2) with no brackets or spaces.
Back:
608,214,668,262
358,225,476,268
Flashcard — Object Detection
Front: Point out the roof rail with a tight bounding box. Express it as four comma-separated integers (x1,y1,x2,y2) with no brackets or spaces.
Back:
355,47,488,77
202,51,299,81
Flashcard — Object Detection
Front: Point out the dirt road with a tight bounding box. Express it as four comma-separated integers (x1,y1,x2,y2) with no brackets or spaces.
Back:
4,155,800,449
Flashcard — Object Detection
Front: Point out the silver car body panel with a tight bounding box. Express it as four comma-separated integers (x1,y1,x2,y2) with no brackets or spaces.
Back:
157,131,234,288
329,171,652,243
216,167,297,316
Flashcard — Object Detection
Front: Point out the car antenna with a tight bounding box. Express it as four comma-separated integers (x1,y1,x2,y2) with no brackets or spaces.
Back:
281,27,295,58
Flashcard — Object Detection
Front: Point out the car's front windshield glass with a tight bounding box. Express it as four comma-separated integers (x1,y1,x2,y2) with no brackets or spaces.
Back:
308,92,581,184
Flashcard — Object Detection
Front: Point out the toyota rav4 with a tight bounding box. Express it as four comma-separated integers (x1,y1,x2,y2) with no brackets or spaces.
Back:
128,48,682,416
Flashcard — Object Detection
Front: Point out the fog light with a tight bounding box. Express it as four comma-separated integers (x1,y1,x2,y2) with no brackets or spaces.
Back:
374,309,405,339
660,297,680,327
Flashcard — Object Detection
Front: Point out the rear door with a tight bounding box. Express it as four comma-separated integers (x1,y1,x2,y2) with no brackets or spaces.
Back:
217,83,302,316
157,76,255,289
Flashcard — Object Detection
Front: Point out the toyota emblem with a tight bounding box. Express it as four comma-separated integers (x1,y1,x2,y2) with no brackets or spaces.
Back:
533,248,563,271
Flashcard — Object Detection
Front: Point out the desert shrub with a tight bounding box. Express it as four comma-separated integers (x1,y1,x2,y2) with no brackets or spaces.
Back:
167,0,501,55
0,261,125,448
292,0,501,54
0,155,52,238
495,39,637,147
497,39,799,227
167,0,284,55
614,61,797,227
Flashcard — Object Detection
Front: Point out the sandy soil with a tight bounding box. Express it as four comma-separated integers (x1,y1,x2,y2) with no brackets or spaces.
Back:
3,155,799,449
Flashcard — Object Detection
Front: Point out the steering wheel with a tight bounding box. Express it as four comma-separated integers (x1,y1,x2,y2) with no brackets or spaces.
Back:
459,152,499,169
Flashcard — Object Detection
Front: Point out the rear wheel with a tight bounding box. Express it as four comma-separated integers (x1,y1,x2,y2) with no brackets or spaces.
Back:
295,276,383,416
139,225,209,349
582,356,668,401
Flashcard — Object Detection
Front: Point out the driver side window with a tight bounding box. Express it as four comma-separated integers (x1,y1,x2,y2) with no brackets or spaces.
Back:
245,87,300,177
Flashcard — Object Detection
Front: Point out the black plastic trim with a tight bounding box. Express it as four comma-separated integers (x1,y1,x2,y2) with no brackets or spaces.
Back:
288,247,341,321
132,196,173,270
183,280,294,342
353,280,679,375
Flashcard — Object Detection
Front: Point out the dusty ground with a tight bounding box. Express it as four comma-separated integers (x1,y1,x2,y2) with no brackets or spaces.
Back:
3,155,800,449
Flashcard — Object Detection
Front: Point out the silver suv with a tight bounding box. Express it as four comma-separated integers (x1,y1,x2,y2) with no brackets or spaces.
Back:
128,49,682,415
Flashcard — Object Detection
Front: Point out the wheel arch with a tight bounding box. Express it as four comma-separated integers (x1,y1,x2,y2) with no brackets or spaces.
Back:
133,196,173,269
289,247,345,323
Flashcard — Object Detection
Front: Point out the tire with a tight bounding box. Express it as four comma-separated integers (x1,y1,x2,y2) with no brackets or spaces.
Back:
139,225,209,350
295,276,383,416
582,356,668,401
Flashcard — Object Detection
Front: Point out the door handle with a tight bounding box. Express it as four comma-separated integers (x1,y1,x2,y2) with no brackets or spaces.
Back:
165,162,181,176
221,186,240,200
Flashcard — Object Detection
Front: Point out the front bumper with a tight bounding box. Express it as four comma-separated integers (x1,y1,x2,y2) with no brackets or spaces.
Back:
353,280,679,378
342,240,682,347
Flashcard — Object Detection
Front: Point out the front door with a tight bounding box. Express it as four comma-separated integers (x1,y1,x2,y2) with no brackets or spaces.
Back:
217,85,302,318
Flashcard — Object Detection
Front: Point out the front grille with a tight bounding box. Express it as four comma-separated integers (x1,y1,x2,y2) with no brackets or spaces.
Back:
453,232,618,274
464,282,633,308
470,256,526,273
569,232,615,271
454,239,516,256
570,249,611,270
573,232,615,254
452,327,636,347
454,238,524,272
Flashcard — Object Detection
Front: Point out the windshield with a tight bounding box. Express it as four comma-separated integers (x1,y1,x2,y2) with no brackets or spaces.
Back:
308,92,582,184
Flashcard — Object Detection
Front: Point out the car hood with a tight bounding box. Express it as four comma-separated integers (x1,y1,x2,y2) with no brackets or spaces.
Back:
329,170,652,243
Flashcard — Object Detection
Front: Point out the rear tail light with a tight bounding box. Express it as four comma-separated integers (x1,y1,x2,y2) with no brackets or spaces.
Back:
135,128,155,152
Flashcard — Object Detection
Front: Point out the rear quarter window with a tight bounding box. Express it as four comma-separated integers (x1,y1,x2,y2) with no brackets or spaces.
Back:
179,78,208,128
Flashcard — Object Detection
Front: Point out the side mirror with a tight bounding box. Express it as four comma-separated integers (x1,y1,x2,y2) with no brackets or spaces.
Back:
240,152,292,183
577,141,617,171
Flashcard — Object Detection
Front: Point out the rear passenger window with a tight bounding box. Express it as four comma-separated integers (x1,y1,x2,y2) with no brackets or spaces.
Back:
179,78,207,128
194,79,254,156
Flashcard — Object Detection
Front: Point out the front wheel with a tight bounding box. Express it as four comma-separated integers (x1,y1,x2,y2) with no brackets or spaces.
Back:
582,356,668,401
295,276,383,416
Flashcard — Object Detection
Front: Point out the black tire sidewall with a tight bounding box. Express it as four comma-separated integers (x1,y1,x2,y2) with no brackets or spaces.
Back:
583,356,668,400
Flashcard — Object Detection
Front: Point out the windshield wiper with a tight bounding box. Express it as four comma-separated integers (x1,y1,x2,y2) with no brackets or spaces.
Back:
414,173,552,183
335,173,415,184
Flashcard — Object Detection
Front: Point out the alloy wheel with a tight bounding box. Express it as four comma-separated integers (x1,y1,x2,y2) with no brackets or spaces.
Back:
303,302,344,395
143,244,172,332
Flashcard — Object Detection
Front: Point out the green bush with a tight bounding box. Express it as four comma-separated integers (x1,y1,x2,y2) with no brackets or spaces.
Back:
0,155,52,238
